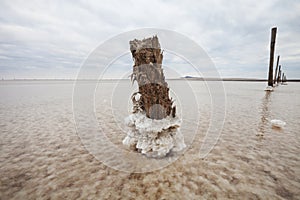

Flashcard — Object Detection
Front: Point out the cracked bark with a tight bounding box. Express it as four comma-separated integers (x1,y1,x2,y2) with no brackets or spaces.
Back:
129,36,176,120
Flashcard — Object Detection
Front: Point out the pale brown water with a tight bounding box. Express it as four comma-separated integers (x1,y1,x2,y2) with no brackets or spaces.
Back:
0,80,299,199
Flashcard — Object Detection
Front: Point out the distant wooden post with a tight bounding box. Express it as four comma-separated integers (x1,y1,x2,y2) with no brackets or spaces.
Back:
268,27,277,87
274,55,280,85
285,75,287,82
280,71,282,83
277,65,281,84
277,68,282,83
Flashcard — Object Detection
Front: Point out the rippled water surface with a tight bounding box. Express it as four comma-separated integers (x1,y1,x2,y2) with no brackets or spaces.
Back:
0,80,299,199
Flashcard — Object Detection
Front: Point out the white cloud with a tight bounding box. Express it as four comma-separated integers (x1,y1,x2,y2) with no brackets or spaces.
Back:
0,0,299,79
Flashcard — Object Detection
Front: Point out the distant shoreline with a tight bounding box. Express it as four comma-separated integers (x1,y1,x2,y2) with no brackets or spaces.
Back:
181,78,300,82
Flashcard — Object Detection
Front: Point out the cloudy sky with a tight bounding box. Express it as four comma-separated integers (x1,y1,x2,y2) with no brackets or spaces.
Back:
0,0,299,79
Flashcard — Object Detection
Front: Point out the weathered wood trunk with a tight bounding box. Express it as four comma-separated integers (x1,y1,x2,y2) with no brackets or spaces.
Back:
274,55,280,85
268,27,277,87
123,36,186,157
129,36,176,120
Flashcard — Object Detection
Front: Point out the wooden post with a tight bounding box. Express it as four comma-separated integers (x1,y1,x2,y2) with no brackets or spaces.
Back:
274,55,280,85
277,68,282,83
277,65,281,84
280,71,282,83
129,36,176,120
268,27,277,87
285,75,287,82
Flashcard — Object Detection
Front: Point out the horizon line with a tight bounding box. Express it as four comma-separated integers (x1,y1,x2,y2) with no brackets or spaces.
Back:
1,77,300,82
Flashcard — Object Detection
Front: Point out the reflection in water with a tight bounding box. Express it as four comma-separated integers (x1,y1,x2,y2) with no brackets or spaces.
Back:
258,91,272,136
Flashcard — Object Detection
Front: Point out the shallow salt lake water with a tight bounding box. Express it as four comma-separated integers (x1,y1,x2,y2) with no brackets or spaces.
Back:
0,80,299,199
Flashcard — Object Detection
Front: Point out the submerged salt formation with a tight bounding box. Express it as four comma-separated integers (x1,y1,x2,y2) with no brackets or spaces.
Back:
264,86,274,92
123,36,186,157
270,119,286,128
123,113,186,157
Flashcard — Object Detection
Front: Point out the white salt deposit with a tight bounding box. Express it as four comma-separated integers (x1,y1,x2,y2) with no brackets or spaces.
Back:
270,119,286,128
264,86,274,91
123,113,186,157
134,93,141,101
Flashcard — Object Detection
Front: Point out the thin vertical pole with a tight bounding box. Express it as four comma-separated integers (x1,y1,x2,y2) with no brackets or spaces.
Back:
278,69,282,83
268,27,277,87
274,55,280,84
285,75,287,82
277,65,281,84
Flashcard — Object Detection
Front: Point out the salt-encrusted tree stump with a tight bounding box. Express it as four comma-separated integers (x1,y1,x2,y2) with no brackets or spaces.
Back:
123,36,186,157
